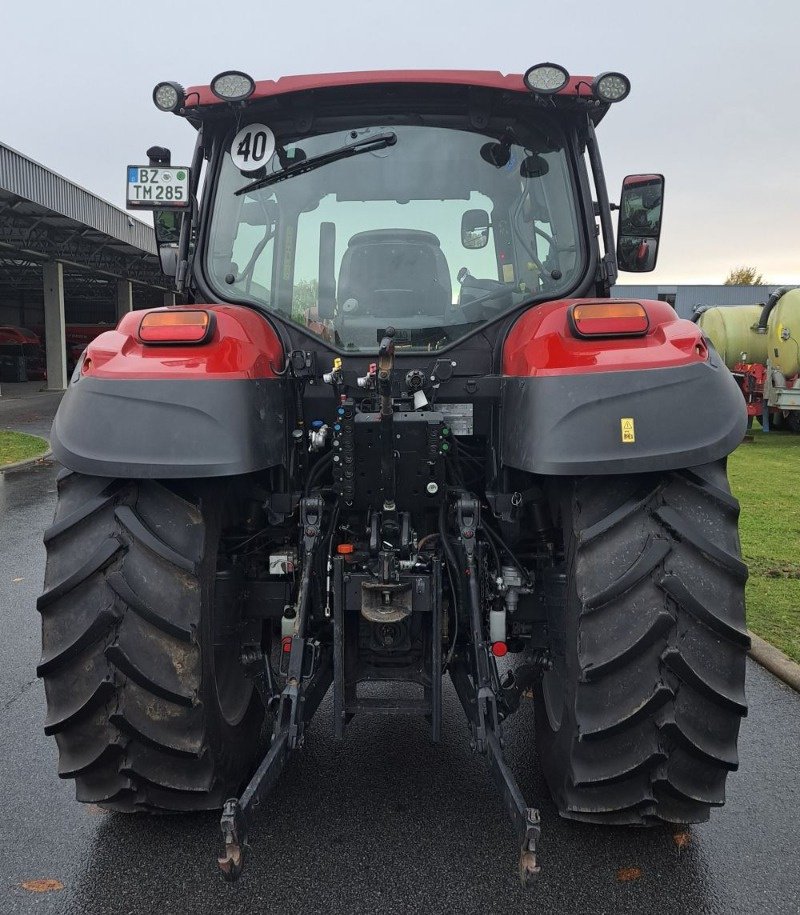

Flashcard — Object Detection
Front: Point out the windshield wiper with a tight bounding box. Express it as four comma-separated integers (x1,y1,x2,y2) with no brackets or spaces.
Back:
235,132,398,196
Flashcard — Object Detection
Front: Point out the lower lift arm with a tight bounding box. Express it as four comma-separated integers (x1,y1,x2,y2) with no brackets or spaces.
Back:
218,495,333,881
447,493,541,885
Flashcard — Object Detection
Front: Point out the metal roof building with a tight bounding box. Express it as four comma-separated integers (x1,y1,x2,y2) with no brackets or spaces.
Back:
612,284,786,320
0,141,172,391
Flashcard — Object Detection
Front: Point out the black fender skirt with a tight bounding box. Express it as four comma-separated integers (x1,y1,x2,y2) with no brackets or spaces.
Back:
51,376,287,478
500,355,746,475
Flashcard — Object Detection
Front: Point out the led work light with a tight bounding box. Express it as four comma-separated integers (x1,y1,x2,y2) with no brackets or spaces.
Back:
523,63,570,94
210,71,256,102
593,72,631,103
152,82,185,113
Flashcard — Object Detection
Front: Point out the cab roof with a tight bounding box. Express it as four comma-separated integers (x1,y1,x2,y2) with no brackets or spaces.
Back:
184,69,598,109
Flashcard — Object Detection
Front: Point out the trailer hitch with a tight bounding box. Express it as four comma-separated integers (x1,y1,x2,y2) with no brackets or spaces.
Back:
218,496,333,881
449,493,542,886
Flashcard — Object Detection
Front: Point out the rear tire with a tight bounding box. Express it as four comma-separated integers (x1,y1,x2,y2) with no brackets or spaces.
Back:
536,461,749,824
37,471,266,811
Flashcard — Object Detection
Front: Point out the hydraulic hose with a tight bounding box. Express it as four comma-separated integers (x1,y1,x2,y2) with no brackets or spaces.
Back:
482,524,501,574
304,452,333,495
481,521,531,586
438,501,462,669
758,287,796,332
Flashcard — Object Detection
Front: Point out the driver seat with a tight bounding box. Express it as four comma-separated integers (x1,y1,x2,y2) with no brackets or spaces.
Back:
337,229,451,317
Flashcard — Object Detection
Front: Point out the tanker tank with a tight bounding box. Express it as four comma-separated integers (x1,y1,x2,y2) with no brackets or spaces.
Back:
696,305,767,370
767,288,800,378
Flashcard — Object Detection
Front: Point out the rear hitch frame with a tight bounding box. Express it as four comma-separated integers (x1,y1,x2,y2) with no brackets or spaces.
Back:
218,489,541,886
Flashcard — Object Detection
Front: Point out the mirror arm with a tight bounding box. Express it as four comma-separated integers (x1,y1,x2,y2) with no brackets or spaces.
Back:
175,197,196,293
175,130,205,295
585,120,617,291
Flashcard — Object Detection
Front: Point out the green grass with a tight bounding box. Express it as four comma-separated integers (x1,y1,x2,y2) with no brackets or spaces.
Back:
728,428,800,663
0,430,49,466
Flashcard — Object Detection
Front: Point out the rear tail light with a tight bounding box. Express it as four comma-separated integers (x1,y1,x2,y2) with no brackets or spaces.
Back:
569,302,649,338
138,310,213,344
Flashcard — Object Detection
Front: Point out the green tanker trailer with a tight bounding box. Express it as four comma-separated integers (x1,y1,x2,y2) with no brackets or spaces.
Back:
697,287,800,431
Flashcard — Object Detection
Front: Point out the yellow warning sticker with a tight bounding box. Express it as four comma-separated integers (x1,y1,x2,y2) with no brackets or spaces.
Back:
502,263,515,283
621,417,635,443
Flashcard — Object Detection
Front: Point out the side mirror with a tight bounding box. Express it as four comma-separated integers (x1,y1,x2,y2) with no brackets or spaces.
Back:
461,209,490,249
154,209,182,246
153,210,182,279
158,244,179,278
520,154,549,178
616,174,664,272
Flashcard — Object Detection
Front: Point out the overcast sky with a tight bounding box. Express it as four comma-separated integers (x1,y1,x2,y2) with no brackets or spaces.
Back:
2,0,799,284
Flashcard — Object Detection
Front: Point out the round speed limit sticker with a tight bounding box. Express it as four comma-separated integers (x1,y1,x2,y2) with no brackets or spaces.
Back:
230,124,276,173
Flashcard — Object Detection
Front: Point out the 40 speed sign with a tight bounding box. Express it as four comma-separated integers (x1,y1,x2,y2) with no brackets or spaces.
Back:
230,124,276,173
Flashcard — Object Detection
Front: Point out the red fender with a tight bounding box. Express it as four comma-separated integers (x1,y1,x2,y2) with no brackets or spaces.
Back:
81,305,283,380
503,298,708,377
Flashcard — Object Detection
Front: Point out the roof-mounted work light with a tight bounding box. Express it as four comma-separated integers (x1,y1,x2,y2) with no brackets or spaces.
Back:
523,63,570,94
592,72,631,103
210,70,256,102
152,81,186,113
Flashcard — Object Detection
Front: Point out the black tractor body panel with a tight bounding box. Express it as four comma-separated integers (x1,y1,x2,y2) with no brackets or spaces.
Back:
51,376,286,478
500,353,746,475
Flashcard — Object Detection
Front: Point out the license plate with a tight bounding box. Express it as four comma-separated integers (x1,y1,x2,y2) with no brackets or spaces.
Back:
126,165,190,209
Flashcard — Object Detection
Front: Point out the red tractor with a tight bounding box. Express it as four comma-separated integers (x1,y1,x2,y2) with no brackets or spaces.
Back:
39,66,748,884
0,325,46,381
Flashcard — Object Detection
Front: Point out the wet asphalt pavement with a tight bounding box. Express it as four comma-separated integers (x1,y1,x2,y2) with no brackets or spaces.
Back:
0,387,63,441
1,460,799,914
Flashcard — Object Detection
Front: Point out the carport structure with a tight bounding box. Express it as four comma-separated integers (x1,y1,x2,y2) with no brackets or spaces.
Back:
0,141,172,390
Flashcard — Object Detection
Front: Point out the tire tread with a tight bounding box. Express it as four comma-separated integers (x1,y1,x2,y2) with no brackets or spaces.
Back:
537,462,748,826
38,476,263,812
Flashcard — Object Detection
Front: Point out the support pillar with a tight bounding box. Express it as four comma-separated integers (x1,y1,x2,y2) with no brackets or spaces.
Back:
43,261,67,391
116,279,133,322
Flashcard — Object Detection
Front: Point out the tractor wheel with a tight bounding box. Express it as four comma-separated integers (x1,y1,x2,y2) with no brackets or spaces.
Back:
536,461,749,824
37,471,267,811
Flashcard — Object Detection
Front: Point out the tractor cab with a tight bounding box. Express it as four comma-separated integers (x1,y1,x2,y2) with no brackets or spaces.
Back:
132,66,664,357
